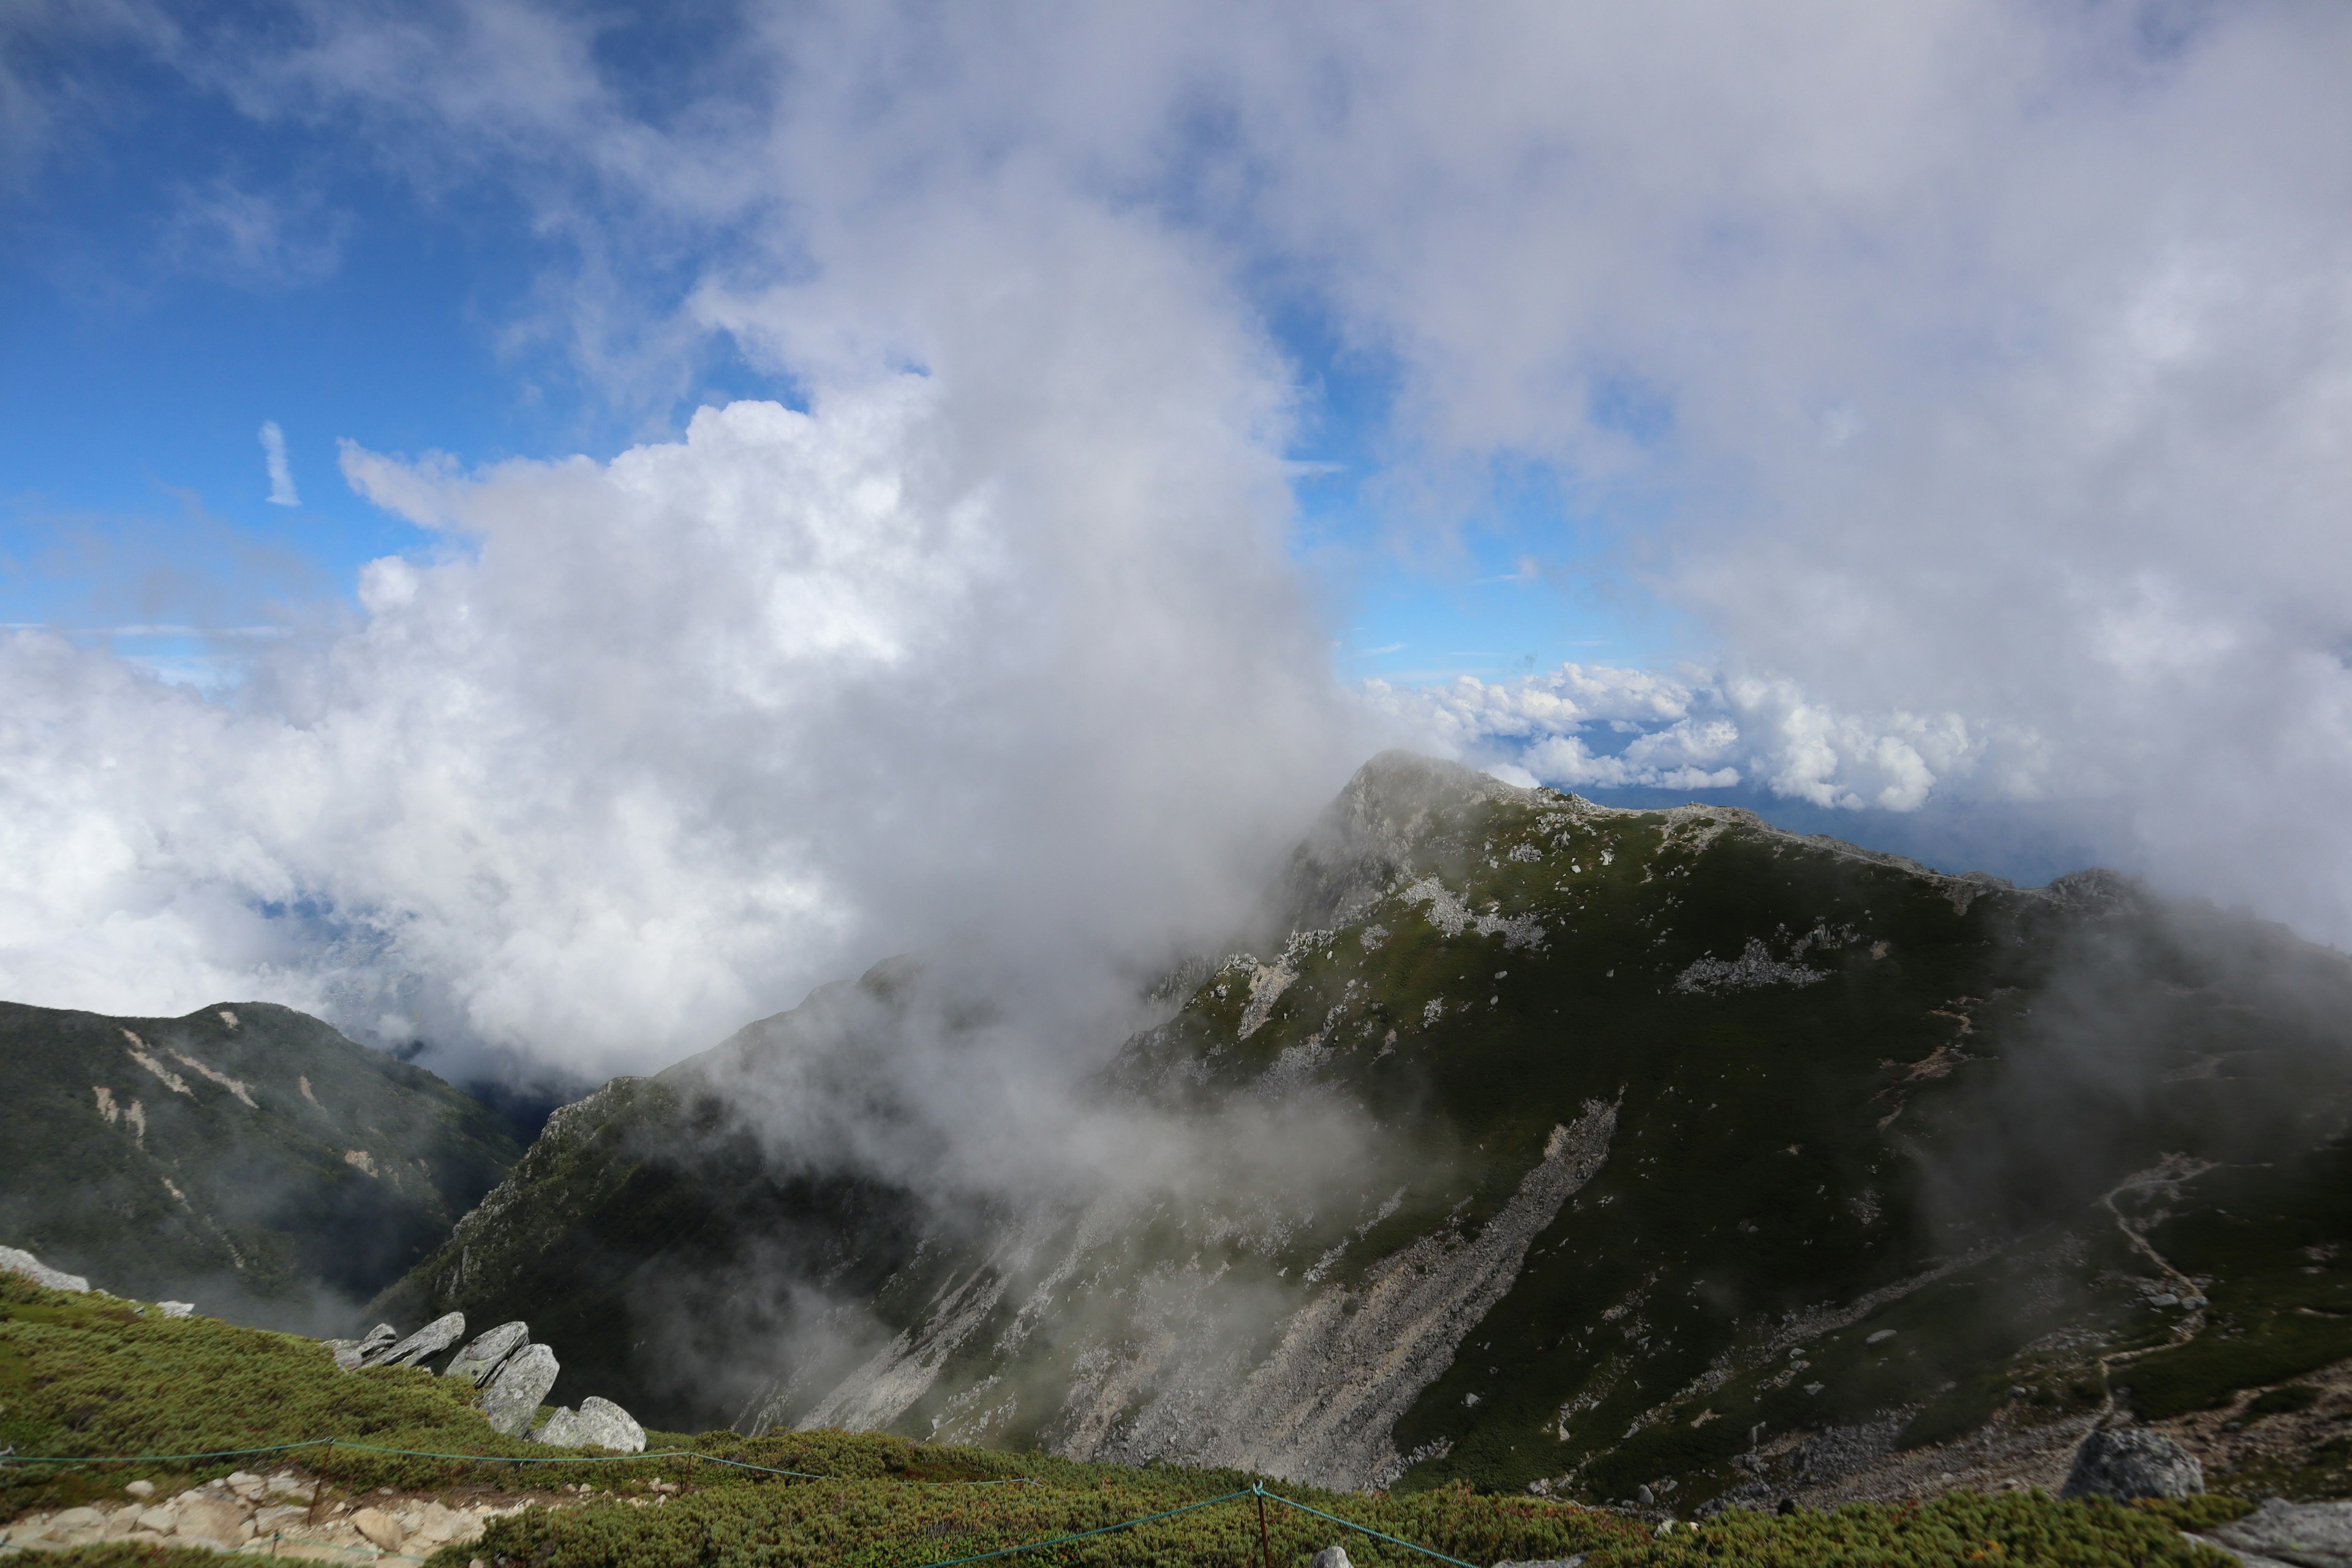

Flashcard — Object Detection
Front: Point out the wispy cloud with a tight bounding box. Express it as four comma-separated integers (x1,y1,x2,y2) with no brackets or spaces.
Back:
258,420,298,507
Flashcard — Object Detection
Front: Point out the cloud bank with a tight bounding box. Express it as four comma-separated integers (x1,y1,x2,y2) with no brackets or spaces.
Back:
8,1,2352,1081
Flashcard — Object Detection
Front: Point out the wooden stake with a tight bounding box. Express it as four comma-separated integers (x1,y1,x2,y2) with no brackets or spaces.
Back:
1257,1489,1275,1568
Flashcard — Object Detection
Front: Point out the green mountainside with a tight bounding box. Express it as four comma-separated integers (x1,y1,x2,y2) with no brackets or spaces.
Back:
376,753,2352,1509
0,1000,522,1330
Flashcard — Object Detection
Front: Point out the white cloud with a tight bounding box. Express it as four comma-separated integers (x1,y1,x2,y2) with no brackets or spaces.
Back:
259,420,298,506
18,0,2352,1065
0,377,1354,1076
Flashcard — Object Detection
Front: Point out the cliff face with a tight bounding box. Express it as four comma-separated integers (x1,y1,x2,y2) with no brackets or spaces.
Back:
0,1000,519,1330
383,753,2352,1505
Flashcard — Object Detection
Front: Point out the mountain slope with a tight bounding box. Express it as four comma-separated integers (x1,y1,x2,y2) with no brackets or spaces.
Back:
0,1000,522,1329
380,753,2352,1506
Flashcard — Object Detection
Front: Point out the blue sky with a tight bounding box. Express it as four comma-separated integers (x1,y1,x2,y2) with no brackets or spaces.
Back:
0,45,1681,695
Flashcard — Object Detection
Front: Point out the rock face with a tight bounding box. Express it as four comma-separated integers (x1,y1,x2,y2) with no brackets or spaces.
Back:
2209,1499,2352,1568
482,1341,560,1436
0,1245,91,1294
373,1310,465,1367
447,1319,530,1385
532,1395,646,1453
2059,1427,2205,1501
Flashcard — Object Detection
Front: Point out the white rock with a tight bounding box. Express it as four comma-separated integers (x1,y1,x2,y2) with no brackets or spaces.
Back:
157,1301,195,1317
0,1246,90,1293
375,1312,466,1368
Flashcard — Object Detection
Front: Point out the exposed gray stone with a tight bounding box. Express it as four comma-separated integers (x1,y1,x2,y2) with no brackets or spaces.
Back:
1311,1548,1352,1568
445,1321,530,1386
530,1396,646,1453
535,1406,587,1447
0,1245,91,1294
157,1301,194,1318
573,1396,646,1453
330,1322,399,1371
2208,1499,2352,1568
2058,1427,2203,1501
481,1342,560,1436
1494,1559,1585,1568
375,1311,466,1368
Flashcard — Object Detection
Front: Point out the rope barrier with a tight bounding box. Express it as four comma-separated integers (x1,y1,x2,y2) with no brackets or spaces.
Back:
1257,1483,1486,1568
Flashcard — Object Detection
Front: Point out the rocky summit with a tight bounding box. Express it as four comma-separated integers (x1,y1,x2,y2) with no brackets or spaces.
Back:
0,1000,521,1330
368,753,2352,1509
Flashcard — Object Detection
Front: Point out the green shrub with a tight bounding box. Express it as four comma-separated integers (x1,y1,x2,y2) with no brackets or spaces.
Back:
2243,1385,2323,1420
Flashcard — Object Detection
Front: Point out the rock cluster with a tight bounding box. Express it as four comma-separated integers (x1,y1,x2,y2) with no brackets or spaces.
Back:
2058,1427,2204,1501
321,1315,644,1450
0,1468,526,1558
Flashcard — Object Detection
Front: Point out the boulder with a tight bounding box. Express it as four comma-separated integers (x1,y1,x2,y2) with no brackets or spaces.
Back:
445,1321,530,1386
173,1495,249,1547
2059,1427,2204,1501
352,1506,406,1551
532,1398,646,1452
2208,1499,2352,1568
157,1301,195,1318
0,1245,91,1294
481,1342,560,1436
1311,1548,1353,1568
331,1322,399,1370
375,1311,466,1368
535,1405,587,1446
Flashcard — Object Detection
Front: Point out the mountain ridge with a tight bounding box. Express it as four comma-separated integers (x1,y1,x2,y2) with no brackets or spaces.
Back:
376,752,2352,1507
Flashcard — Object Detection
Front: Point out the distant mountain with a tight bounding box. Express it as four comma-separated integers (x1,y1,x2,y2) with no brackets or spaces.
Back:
375,753,2352,1507
0,1000,522,1330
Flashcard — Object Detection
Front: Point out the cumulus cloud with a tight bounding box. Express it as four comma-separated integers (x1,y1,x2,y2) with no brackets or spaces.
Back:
1367,663,1980,810
0,373,1355,1077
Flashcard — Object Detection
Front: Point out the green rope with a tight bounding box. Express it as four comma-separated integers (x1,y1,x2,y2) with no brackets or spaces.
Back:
0,1441,325,1465
1259,1484,1485,1568
910,1486,1256,1568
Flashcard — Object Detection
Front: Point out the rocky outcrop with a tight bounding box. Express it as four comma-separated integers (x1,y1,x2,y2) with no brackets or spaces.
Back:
534,1395,647,1453
2059,1427,2204,1501
372,1310,466,1367
447,1319,530,1385
326,1322,396,1370
482,1342,562,1436
0,1245,90,1294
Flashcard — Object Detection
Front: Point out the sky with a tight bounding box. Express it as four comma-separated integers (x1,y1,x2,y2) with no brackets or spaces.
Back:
4,1,2351,1082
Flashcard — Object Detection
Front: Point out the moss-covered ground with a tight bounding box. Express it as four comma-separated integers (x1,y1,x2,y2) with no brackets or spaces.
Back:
1,1273,2255,1568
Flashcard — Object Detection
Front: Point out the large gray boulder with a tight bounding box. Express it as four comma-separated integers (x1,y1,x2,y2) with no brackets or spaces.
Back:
480,1342,560,1436
2208,1499,2352,1568
373,1312,466,1368
532,1396,646,1453
2059,1427,2204,1501
328,1322,398,1371
0,1246,91,1294
445,1321,529,1386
